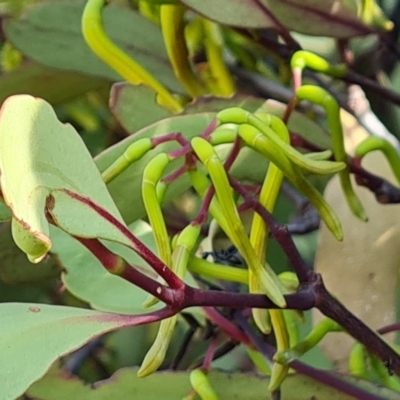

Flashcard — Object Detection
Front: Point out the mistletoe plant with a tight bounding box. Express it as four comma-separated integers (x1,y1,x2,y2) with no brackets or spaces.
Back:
1,0,400,399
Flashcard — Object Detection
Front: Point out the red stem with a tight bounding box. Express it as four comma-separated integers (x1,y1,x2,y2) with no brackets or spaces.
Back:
58,190,185,291
203,307,252,345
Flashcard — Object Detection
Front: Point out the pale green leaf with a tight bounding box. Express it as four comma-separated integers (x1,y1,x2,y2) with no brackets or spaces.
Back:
0,303,149,400
26,365,400,400
0,61,108,107
0,95,129,262
180,0,277,28
5,0,183,93
260,0,373,38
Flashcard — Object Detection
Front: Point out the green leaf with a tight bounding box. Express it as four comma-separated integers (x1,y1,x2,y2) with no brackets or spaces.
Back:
184,95,265,115
0,303,154,400
110,83,171,135
179,0,277,28
180,0,377,37
259,0,374,38
0,61,109,106
5,0,183,93
110,81,265,135
0,95,129,263
26,365,400,400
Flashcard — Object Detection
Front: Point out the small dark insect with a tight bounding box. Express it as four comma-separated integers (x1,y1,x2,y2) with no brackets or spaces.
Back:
202,245,244,267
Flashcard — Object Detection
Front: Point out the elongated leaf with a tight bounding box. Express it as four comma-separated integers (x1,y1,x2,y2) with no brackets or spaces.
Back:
110,82,265,134
260,0,374,38
183,94,265,115
26,365,400,400
0,61,109,106
110,83,171,134
0,303,161,400
5,0,183,93
0,95,130,262
179,0,276,28
181,0,376,37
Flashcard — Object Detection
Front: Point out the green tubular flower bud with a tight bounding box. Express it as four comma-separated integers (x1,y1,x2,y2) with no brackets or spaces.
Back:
139,224,199,376
282,310,300,347
305,150,333,161
190,369,219,400
216,107,250,125
202,19,236,97
295,85,367,221
268,310,290,390
248,139,290,382
209,126,238,145
156,181,168,202
143,153,171,267
171,224,201,287
101,138,152,183
248,114,345,175
355,136,400,184
274,318,342,364
142,153,171,308
278,271,299,292
160,4,206,98
370,354,400,391
291,51,347,78
82,0,182,113
238,123,343,240
246,347,272,375
349,343,369,379
268,362,290,392
187,256,249,284
252,309,272,334
248,127,285,334
191,137,286,307
137,316,177,377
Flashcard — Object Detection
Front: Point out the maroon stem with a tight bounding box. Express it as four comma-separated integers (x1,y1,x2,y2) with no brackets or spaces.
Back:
183,286,315,310
313,274,400,377
202,307,252,345
202,337,218,372
343,70,400,106
75,237,122,271
193,185,215,225
74,237,180,305
254,1,300,50
59,190,185,291
378,323,400,335
151,132,189,147
118,306,177,328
